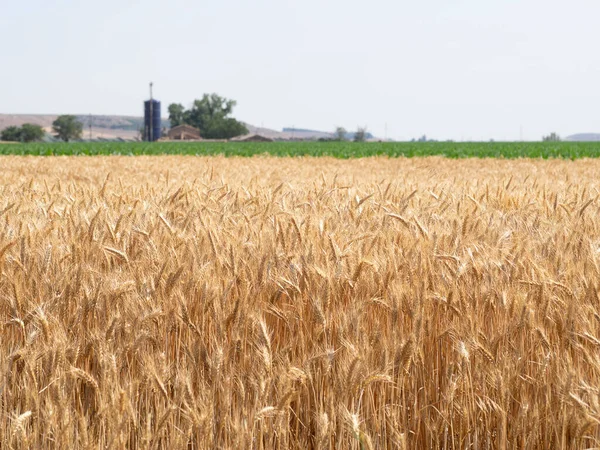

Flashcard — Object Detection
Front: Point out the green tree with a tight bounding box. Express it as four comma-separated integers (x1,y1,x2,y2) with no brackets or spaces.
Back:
52,115,83,142
1,126,22,142
202,117,248,139
334,127,347,141
354,127,367,142
542,132,561,142
20,123,45,142
167,94,248,139
168,103,186,127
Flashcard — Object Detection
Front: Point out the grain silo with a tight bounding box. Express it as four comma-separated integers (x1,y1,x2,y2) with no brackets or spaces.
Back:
144,83,161,142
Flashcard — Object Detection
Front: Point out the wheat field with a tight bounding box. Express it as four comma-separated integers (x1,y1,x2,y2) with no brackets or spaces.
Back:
2,156,600,449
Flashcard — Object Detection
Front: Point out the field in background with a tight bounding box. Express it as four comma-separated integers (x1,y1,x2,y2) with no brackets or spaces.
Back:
2,156,600,448
3,141,600,158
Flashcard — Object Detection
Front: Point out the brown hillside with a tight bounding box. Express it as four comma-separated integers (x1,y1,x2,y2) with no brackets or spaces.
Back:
0,114,140,140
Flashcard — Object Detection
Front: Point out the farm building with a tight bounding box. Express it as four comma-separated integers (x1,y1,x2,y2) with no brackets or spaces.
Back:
231,134,274,142
167,125,201,140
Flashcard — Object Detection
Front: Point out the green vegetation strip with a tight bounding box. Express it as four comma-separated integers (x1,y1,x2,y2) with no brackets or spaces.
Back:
2,141,600,158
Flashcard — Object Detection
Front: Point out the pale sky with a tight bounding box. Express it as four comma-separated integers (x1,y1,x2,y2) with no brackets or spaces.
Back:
2,0,600,141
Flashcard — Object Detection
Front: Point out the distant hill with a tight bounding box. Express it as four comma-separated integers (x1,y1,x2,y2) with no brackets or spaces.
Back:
282,127,375,141
0,114,291,141
0,114,378,141
565,133,600,142
74,115,151,132
0,114,143,140
281,127,333,140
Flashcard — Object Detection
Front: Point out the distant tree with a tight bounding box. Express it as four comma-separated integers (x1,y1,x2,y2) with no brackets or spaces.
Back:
167,94,248,139
542,132,561,142
1,126,22,142
52,115,83,142
202,117,248,140
0,124,44,142
354,127,367,142
20,123,45,142
168,103,186,127
334,127,347,141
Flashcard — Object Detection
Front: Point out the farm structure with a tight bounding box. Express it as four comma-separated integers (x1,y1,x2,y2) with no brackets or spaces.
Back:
167,124,201,140
143,99,161,142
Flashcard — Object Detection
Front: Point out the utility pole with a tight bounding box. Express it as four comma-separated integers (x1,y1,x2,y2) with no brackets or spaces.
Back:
89,114,92,140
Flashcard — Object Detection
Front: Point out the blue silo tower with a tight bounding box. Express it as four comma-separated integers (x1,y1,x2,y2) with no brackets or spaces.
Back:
144,83,161,142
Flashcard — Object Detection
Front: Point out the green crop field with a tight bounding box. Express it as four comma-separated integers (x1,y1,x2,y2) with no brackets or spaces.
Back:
2,141,600,158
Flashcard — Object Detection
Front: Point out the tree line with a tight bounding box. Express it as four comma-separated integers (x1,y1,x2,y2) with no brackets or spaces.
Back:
332,126,369,142
1,115,83,142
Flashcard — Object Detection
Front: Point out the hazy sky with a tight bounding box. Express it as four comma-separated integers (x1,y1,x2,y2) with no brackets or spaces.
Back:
2,0,600,141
